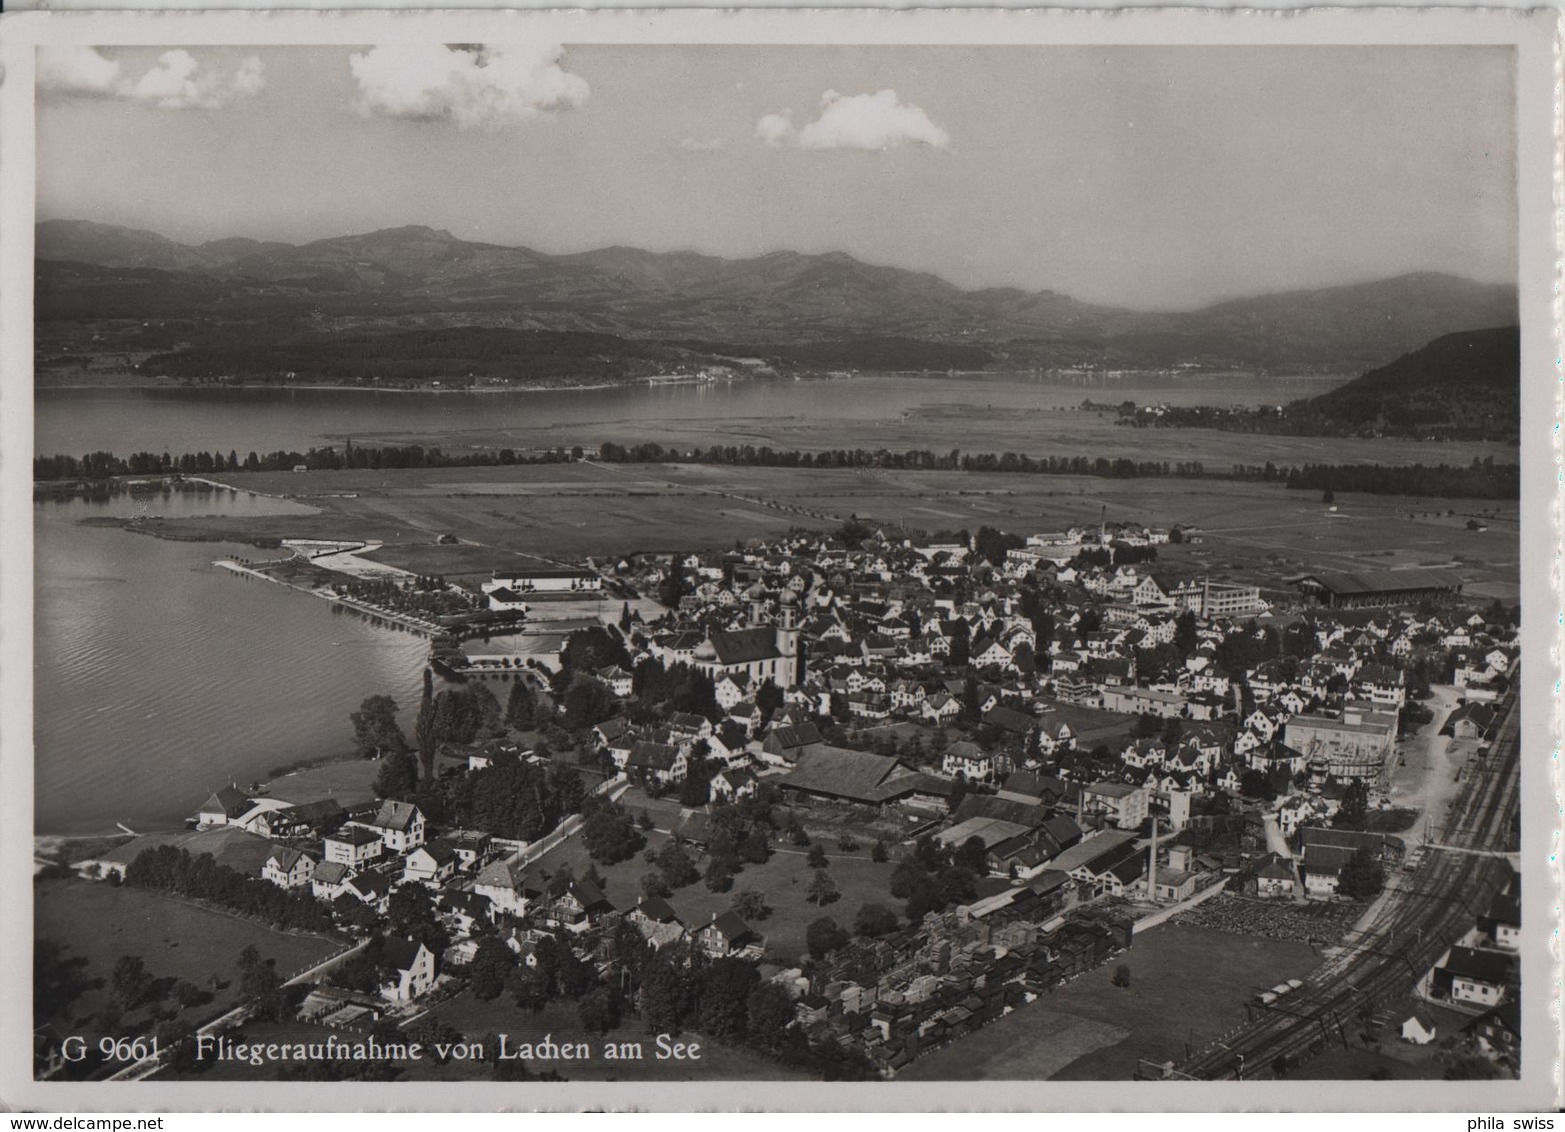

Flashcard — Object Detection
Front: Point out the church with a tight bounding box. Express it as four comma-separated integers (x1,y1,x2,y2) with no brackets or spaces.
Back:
690,598,801,691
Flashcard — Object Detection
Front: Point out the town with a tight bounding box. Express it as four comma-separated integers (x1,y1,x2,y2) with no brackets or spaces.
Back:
42,513,1521,1084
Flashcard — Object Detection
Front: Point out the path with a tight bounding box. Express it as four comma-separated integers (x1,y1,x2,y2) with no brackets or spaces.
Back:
509,776,630,869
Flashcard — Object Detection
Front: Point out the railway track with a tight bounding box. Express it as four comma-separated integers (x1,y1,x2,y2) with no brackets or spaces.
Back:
1173,687,1520,1080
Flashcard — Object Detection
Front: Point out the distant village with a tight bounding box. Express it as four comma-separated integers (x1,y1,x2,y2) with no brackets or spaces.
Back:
65,517,1522,1080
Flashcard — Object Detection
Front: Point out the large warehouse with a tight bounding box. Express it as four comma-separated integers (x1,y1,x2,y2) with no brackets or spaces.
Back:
1294,568,1464,610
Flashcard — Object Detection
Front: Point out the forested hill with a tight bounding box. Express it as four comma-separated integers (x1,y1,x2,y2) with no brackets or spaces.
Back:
37,219,1518,373
1285,326,1520,441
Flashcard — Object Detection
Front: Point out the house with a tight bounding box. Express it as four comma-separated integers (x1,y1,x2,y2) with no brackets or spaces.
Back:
942,740,1009,783
1481,890,1521,951
922,693,961,723
1435,946,1513,1008
341,871,394,915
351,801,426,853
595,665,634,697
626,896,687,951
762,722,823,765
1400,1008,1438,1046
379,937,437,1002
626,741,687,786
1080,781,1149,830
695,911,756,958
1463,1002,1521,1066
1151,868,1196,903
1441,703,1497,741
261,846,314,890
194,785,252,828
1253,854,1296,900
548,878,614,931
311,860,353,901
711,768,759,803
1300,844,1356,897
478,854,546,916
402,841,459,887
438,889,494,938
323,825,385,868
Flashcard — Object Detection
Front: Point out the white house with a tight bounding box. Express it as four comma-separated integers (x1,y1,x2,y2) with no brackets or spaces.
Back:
261,846,314,890
379,937,436,1002
351,801,426,853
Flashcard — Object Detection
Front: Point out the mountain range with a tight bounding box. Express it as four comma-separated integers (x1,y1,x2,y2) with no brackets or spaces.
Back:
35,218,1518,372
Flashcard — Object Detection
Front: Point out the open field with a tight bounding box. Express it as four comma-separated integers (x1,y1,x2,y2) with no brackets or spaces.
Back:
529,791,902,965
316,400,1516,473
34,878,343,1033
900,922,1319,1080
117,463,1518,602
259,756,381,810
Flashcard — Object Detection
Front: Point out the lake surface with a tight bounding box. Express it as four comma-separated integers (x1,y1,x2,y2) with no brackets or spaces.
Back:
35,372,1351,458
33,490,429,834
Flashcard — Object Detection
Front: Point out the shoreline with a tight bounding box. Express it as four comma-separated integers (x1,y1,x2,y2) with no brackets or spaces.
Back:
34,748,370,849
33,367,1357,399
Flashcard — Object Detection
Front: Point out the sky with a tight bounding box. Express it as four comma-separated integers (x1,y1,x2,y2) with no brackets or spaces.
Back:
35,43,1516,310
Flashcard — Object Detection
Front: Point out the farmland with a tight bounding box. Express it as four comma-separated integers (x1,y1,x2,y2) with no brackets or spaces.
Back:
112,461,1519,602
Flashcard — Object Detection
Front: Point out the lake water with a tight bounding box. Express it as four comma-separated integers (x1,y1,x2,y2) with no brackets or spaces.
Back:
34,489,429,835
35,372,1349,458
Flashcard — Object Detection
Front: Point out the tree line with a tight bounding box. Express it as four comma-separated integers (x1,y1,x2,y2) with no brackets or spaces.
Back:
123,846,336,932
34,441,1520,499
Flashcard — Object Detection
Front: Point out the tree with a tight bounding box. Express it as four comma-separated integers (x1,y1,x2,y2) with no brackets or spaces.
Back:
110,954,153,1011
1111,964,1132,988
853,903,898,938
805,916,849,959
953,835,988,873
805,868,840,907
657,842,700,889
582,805,645,864
1338,846,1386,899
468,936,516,1001
577,986,622,1034
414,668,437,781
505,679,537,729
372,752,419,799
806,843,829,869
870,839,889,863
1239,768,1276,802
237,947,285,1021
698,957,760,1040
730,889,770,922
351,695,409,759
704,854,738,893
745,982,797,1051
640,871,671,900
1334,779,1370,831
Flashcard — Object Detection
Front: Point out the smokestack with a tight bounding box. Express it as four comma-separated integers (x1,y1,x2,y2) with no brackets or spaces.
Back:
1148,810,1159,902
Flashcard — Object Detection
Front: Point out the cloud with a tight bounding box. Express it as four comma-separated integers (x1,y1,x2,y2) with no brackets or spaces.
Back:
347,43,588,129
757,89,949,151
36,46,121,97
37,46,265,110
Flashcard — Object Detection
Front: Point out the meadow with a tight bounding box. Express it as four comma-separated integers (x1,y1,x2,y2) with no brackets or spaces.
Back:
34,878,343,1035
128,461,1519,602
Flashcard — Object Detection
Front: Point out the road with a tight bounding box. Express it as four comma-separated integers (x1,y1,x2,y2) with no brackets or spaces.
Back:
1172,683,1520,1080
